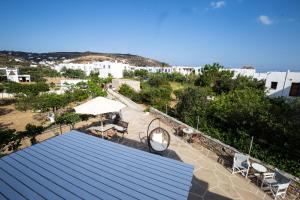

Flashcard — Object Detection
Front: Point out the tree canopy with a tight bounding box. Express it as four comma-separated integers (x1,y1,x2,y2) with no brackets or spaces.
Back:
173,64,300,177
61,67,86,79
4,82,49,96
194,63,235,94
19,67,60,82
56,112,81,129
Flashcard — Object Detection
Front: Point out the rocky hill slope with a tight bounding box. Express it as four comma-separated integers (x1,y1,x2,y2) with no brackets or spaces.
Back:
0,51,169,67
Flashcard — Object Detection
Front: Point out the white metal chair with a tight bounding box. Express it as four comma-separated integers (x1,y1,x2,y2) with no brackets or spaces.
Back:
232,153,250,178
261,169,291,199
47,112,55,123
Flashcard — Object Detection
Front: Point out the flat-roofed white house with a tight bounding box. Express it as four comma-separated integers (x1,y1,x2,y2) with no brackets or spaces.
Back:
172,66,202,75
134,66,173,73
228,68,256,78
134,66,202,75
96,61,128,78
261,71,300,97
0,67,31,82
54,61,130,78
228,68,300,97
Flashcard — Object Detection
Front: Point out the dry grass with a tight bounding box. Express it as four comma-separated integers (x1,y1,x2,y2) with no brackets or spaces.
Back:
45,77,66,84
170,81,189,91
169,82,190,108
0,103,45,131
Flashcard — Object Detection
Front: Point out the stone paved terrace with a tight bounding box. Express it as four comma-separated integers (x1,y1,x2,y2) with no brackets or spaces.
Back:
108,91,273,200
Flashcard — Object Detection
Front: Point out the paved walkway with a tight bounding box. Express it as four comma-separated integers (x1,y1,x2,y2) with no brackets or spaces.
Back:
108,89,145,111
109,90,272,200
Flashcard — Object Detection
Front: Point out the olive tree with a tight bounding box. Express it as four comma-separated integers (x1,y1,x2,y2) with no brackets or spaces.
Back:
56,112,81,133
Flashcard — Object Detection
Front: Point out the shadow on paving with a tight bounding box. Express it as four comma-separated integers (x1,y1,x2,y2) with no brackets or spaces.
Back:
0,107,13,115
0,99,16,106
0,122,13,130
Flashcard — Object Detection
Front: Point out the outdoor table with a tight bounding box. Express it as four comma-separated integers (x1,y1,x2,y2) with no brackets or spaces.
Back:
0,131,194,200
88,124,115,132
88,124,115,137
252,163,267,173
183,127,194,142
252,162,267,185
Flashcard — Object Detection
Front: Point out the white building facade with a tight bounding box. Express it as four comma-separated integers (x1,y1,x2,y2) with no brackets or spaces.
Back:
54,61,203,78
54,61,131,78
228,68,300,97
134,65,202,75
0,67,31,82
259,71,300,97
172,66,202,75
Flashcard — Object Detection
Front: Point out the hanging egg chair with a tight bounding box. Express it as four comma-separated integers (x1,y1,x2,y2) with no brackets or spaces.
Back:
147,118,170,154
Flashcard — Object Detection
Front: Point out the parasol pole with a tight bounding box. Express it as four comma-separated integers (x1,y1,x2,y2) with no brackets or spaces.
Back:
101,114,104,138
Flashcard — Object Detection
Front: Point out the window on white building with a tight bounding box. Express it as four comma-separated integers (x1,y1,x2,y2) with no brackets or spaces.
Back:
108,65,110,69
271,82,278,89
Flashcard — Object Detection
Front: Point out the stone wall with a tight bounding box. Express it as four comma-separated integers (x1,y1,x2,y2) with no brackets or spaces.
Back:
150,107,300,200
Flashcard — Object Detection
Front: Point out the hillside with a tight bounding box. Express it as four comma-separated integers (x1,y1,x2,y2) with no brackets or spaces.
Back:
0,51,170,67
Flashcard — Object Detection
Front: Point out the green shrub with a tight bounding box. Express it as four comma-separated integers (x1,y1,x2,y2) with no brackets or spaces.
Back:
119,84,136,98
61,67,86,79
148,73,170,87
123,70,135,78
19,67,60,82
24,124,44,137
56,112,81,129
4,82,49,96
174,84,300,177
134,69,148,78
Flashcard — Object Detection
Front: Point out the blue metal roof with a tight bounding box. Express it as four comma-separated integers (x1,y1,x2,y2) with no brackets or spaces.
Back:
0,130,194,200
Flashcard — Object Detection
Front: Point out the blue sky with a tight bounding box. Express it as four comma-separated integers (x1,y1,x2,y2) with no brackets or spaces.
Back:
0,0,300,71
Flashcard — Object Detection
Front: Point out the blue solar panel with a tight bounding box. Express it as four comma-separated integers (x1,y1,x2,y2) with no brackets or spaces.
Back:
0,130,194,200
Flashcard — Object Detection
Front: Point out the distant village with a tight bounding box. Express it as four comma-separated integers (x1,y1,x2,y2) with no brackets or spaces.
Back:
1,54,300,97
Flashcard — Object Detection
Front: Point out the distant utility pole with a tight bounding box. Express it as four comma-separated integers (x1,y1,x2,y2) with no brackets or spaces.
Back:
248,136,254,156
281,70,289,96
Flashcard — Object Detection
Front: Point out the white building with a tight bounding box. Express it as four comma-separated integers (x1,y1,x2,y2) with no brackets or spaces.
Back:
0,67,31,82
228,68,300,97
54,59,205,79
228,68,256,78
172,66,202,75
257,71,300,97
134,65,202,75
134,66,173,74
54,61,130,78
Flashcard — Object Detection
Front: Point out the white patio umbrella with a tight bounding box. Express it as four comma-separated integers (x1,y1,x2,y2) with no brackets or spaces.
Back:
74,96,126,137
